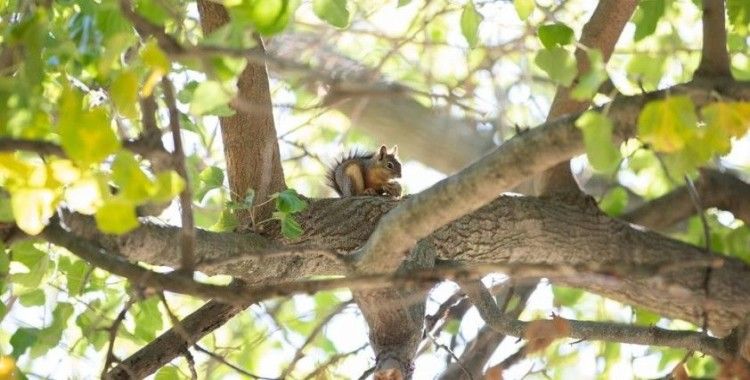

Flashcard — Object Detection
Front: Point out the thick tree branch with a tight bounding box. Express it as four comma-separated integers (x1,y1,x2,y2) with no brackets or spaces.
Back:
623,169,750,229
535,0,637,196
108,300,247,379
196,1,286,224
695,0,732,78
356,80,750,273
461,282,735,360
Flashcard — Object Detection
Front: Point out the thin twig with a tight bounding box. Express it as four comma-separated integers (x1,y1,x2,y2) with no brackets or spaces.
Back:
162,76,196,273
101,298,135,378
195,345,280,380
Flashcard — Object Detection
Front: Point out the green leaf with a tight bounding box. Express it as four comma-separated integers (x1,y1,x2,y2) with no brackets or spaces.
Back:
538,23,574,49
397,0,411,6
534,47,577,86
154,366,182,380
195,166,224,202
627,53,666,90
10,241,48,288
274,189,307,214
95,198,139,235
513,0,534,21
189,81,234,116
33,302,74,356
571,49,608,101
210,208,239,232
152,170,186,203
110,70,139,120
60,258,89,295
248,0,298,35
728,0,750,30
634,307,660,326
277,213,303,239
112,151,155,203
552,286,584,306
443,319,460,335
0,192,13,222
58,87,121,166
132,298,163,342
599,187,628,216
10,188,57,235
135,0,171,26
18,289,45,306
633,0,666,41
461,1,482,48
575,111,622,172
10,328,39,359
313,0,350,28
637,96,698,153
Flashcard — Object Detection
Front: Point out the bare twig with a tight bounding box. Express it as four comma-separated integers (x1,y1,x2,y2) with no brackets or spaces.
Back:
461,281,734,360
195,345,279,380
280,301,352,378
101,298,135,378
162,76,196,273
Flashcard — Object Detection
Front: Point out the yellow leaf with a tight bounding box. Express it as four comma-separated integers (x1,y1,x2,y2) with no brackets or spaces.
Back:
139,40,169,97
11,188,57,235
152,170,185,203
0,355,16,380
701,101,750,138
110,70,139,120
637,96,698,152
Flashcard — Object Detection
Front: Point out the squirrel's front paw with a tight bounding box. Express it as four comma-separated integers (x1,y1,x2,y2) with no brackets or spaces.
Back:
362,188,379,196
383,181,402,198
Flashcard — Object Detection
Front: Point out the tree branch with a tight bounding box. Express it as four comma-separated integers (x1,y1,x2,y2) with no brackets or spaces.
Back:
162,77,196,272
534,0,637,196
355,80,750,273
623,169,750,229
695,0,732,78
196,0,286,224
461,281,735,360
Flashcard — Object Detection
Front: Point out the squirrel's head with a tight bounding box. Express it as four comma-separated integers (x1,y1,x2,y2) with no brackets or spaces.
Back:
374,145,401,178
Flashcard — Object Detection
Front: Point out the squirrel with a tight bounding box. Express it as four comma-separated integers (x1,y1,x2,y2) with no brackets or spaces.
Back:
327,145,402,198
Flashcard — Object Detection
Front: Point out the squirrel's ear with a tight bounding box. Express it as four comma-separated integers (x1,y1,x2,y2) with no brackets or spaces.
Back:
378,145,388,159
390,145,398,155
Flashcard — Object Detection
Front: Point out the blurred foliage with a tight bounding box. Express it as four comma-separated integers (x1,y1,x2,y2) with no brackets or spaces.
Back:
0,0,747,378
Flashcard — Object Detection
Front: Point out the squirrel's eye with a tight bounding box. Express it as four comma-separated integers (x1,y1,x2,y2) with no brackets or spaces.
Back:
386,162,394,169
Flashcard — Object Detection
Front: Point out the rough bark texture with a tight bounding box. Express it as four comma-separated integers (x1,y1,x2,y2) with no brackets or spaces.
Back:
63,193,750,337
695,0,732,78
197,1,286,223
534,0,637,196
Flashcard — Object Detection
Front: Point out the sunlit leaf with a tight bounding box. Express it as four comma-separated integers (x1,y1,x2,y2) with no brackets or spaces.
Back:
460,1,482,48
95,198,139,235
152,170,186,203
112,151,154,202
599,187,628,216
189,81,234,116
110,70,139,120
728,0,750,30
313,0,350,28
514,0,534,21
18,289,45,306
637,96,698,153
58,88,120,166
195,166,224,202
534,47,577,86
538,23,574,49
11,188,57,235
